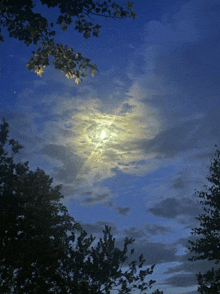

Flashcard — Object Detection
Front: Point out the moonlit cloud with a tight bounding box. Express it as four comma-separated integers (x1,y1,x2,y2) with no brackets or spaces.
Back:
15,85,162,203
70,98,161,169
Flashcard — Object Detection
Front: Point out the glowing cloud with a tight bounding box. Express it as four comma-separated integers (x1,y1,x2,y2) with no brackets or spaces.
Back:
100,130,106,139
68,97,161,178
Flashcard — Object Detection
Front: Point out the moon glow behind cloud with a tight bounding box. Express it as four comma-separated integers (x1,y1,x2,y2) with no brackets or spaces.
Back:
70,98,161,177
100,130,106,139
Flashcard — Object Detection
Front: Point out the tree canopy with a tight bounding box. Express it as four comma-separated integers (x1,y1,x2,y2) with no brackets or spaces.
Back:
188,146,220,293
0,0,135,84
0,117,162,294
0,118,79,293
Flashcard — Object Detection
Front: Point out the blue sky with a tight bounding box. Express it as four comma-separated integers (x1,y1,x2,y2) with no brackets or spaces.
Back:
1,0,220,293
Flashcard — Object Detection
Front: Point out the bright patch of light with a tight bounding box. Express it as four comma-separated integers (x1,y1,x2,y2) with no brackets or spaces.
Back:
71,98,161,174
100,130,106,139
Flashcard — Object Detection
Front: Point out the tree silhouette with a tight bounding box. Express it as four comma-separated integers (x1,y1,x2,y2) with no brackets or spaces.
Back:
0,0,135,84
0,117,80,293
151,290,164,294
189,146,220,293
0,118,162,294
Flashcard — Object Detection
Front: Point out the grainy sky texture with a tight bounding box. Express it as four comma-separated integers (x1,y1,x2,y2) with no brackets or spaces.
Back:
1,0,220,293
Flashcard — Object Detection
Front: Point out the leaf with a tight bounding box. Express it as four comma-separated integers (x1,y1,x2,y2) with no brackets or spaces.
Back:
75,77,82,84
90,69,96,77
61,24,68,31
84,31,90,38
126,1,133,8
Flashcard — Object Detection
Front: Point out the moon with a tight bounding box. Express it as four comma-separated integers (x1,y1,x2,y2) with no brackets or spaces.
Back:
100,130,106,139
72,99,161,170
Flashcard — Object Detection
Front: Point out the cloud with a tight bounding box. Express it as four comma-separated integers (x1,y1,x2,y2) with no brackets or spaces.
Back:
170,168,194,191
165,257,215,277
125,0,220,168
144,224,173,236
161,235,219,289
42,144,85,184
123,226,147,239
70,97,161,174
147,197,200,219
164,274,197,288
115,206,131,216
82,193,110,205
12,80,163,203
123,225,173,239
143,0,220,81
135,117,205,158
103,202,131,216
128,241,178,265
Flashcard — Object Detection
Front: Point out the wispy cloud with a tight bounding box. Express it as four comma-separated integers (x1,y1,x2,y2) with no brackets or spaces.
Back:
147,197,200,219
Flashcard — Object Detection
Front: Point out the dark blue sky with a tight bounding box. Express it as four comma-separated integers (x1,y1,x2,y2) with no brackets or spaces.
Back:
1,0,220,293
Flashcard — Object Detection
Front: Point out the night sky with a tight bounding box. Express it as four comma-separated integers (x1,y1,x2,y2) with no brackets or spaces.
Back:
1,0,220,293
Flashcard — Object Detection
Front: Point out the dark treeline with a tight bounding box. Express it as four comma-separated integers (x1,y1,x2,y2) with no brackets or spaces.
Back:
0,118,162,293
188,147,220,293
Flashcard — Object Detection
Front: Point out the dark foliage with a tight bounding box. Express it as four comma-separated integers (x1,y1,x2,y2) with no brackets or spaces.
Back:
189,146,220,293
0,118,162,293
151,290,164,294
0,117,78,293
0,0,135,83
